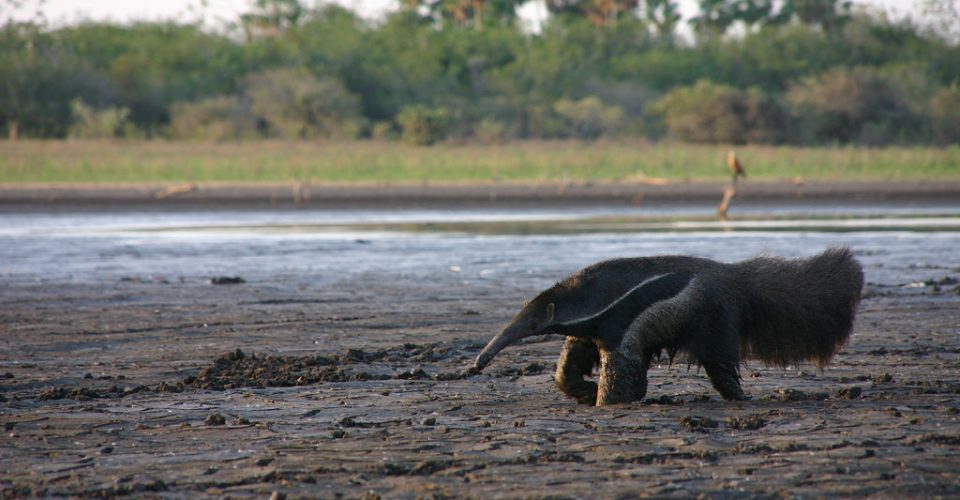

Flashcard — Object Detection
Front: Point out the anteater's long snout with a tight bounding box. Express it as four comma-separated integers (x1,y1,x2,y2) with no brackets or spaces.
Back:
473,324,529,371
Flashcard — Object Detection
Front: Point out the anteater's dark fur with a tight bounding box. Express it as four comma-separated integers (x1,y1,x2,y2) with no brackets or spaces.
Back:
474,247,864,405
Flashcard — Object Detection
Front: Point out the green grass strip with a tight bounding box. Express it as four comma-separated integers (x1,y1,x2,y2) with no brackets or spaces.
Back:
2,140,958,184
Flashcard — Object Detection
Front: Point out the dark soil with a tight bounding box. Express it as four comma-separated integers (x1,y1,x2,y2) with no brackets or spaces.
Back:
1,268,958,498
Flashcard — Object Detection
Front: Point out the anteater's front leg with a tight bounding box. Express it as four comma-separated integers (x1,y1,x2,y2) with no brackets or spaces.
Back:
596,347,652,405
555,336,600,405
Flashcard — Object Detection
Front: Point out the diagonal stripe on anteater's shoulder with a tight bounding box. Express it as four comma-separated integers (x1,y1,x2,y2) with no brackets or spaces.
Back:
548,272,695,350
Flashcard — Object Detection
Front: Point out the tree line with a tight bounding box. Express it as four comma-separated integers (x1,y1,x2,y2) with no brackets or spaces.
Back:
1,0,959,145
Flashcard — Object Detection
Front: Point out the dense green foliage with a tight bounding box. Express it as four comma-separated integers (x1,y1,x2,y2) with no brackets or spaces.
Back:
1,0,958,145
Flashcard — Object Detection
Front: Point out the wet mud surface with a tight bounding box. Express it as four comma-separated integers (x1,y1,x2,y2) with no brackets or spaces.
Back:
2,270,959,498
3,193,960,497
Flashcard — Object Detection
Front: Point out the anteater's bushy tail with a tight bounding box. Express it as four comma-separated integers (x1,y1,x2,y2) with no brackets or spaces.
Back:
736,247,864,368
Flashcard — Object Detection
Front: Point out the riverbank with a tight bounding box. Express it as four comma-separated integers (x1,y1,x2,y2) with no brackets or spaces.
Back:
3,178,960,212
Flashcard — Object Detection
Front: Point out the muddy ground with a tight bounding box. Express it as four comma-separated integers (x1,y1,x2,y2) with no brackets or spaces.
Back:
2,182,960,498
1,267,959,498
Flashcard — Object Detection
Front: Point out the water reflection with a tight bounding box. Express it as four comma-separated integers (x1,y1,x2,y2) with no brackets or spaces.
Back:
1,205,958,288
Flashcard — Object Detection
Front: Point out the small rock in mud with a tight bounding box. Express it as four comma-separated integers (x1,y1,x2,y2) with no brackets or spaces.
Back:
233,416,251,425
433,369,473,381
769,389,829,402
204,413,226,426
645,394,681,405
337,416,356,427
1,372,12,379
519,361,547,376
412,460,454,475
38,386,107,401
873,373,894,385
396,366,429,380
836,386,863,399
421,417,436,426
679,415,719,432
726,415,767,430
209,276,245,285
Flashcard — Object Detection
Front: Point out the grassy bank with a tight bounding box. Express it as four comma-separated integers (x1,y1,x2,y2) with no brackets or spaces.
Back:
1,140,958,184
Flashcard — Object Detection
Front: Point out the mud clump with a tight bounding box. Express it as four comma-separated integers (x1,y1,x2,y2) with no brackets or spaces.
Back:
186,343,466,390
873,373,895,385
37,384,147,401
205,413,227,426
836,386,863,399
189,349,385,389
726,415,767,430
496,361,548,377
679,415,720,432
767,389,830,402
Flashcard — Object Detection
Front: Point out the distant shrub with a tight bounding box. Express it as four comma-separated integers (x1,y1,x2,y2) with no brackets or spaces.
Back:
169,96,260,141
553,96,625,140
474,118,507,144
583,79,661,137
929,84,960,145
68,99,130,139
396,105,450,145
653,80,788,144
241,68,363,139
786,66,917,144
371,121,398,141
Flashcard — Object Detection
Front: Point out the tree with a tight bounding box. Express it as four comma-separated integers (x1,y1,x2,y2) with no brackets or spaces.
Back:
68,99,130,139
654,79,788,144
928,84,960,145
397,104,450,145
773,0,852,31
643,0,681,39
401,0,519,29
0,21,115,139
689,0,738,39
240,0,304,40
242,68,363,139
787,66,916,144
553,96,624,139
169,95,260,141
545,0,641,27
923,0,960,44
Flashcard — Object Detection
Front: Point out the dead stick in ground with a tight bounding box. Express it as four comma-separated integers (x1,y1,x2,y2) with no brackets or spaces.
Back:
718,151,746,221
717,183,736,221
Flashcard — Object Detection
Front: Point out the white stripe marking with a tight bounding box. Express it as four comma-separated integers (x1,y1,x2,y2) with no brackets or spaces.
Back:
554,273,679,327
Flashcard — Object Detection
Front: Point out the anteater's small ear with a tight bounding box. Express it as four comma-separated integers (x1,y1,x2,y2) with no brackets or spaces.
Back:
522,300,529,308
546,302,555,322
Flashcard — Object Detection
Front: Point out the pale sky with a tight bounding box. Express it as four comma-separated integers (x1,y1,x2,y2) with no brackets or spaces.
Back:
0,0,929,31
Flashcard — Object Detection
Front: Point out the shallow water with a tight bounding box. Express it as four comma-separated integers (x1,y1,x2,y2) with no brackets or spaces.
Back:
2,204,959,288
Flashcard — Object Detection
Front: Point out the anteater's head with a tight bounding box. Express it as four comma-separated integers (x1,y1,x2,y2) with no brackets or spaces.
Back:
473,293,558,371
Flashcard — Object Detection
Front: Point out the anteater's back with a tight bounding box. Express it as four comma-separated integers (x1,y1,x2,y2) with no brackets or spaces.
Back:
733,247,864,368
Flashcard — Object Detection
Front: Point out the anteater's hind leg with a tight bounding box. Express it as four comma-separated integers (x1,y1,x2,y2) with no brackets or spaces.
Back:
702,358,746,401
596,348,653,405
555,337,600,405
688,316,748,401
